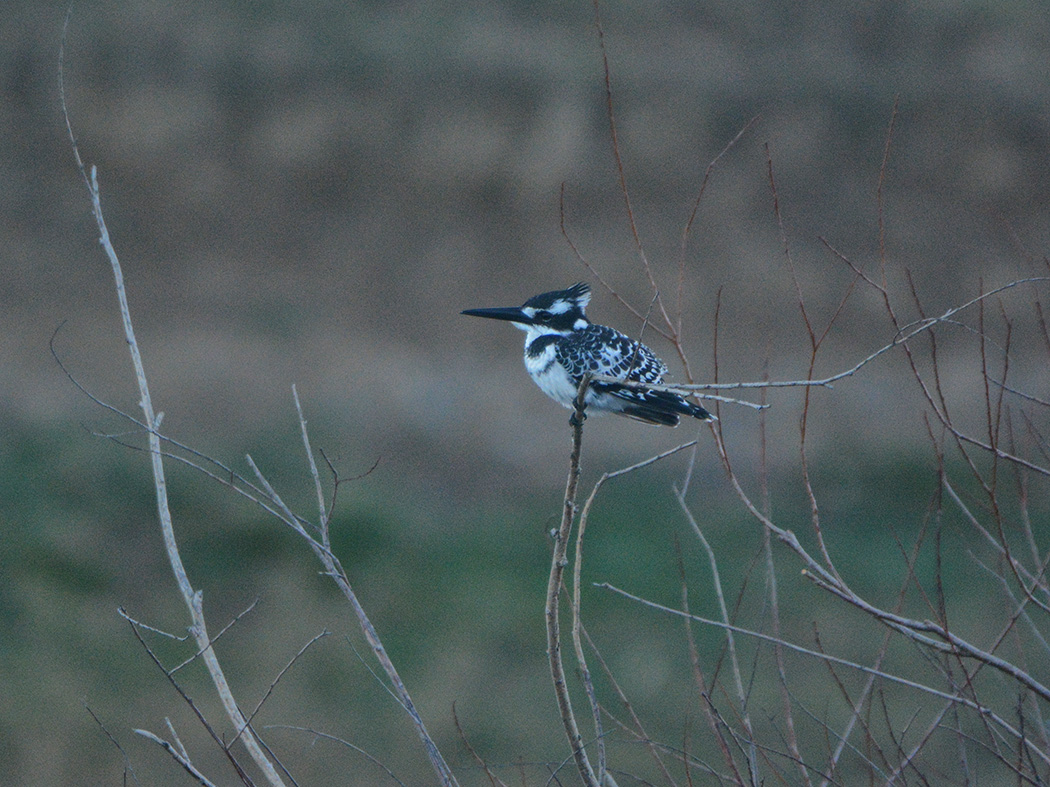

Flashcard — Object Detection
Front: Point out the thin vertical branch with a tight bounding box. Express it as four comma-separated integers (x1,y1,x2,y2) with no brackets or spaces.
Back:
764,144,842,581
677,115,760,335
548,376,600,787
678,555,746,784
755,374,811,787
591,0,685,374
877,95,900,287
294,384,328,529
677,492,759,786
592,1,659,303
574,441,697,784
60,20,286,785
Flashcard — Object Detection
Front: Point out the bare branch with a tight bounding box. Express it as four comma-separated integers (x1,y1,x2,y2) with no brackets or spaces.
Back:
676,492,759,785
86,705,142,787
591,0,670,334
135,729,220,787
452,703,512,787
598,583,1050,768
61,22,285,781
600,277,1049,396
267,726,408,786
547,375,599,787
877,96,900,284
232,630,332,747
572,440,697,784
294,384,328,530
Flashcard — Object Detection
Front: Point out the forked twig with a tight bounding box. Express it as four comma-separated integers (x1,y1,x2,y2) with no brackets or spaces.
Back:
122,612,256,785
249,422,460,787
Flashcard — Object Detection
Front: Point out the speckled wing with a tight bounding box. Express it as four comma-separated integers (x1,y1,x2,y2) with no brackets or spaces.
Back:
555,324,712,425
555,325,668,384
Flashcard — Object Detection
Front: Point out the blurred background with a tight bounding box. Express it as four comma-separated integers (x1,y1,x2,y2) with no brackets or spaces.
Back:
4,1,1050,784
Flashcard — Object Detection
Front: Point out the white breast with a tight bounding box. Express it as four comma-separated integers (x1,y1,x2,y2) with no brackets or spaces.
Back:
523,340,579,408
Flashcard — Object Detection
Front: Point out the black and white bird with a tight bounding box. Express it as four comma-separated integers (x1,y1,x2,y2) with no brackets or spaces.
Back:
462,282,714,427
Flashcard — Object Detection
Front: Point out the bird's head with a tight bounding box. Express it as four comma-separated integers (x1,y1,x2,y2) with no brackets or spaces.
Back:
462,282,591,335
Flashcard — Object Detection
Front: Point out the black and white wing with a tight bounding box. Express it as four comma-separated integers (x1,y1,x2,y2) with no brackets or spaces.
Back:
557,324,667,383
555,325,711,425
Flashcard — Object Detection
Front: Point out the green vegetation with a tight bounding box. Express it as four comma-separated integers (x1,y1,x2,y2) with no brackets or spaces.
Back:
6,412,1044,783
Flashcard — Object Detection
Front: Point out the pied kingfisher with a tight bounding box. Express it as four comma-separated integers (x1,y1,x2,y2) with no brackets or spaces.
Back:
462,282,714,427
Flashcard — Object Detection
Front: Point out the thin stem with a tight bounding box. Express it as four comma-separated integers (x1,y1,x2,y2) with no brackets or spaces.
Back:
547,376,599,787
599,583,1050,769
61,24,285,779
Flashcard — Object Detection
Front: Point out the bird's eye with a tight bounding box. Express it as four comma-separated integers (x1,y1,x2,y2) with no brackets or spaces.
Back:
535,310,552,319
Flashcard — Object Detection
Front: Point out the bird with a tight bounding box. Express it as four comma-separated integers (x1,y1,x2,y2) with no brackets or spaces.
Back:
462,282,714,427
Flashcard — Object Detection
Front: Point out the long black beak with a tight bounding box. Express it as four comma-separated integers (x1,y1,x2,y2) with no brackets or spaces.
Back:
461,306,533,325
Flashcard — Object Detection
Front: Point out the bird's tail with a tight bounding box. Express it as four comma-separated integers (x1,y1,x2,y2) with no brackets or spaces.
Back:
599,383,716,427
